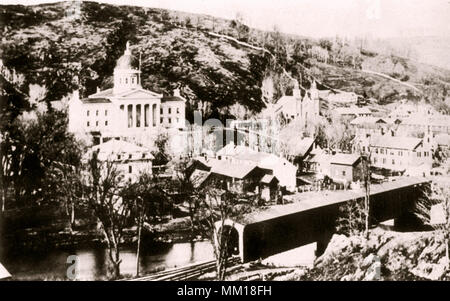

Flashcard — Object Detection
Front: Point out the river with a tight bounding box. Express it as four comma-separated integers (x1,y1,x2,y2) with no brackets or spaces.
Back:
1,241,214,280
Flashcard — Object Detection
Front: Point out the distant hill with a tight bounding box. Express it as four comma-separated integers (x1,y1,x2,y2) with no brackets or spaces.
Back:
1,1,449,121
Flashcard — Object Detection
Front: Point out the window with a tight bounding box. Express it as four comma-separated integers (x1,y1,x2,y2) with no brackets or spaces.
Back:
380,149,384,154
142,154,146,159
118,155,121,160
177,108,180,114
382,158,386,164
375,148,378,154
96,121,99,126
132,78,134,84
176,118,179,123
87,121,90,127
105,121,108,126
160,117,163,123
168,108,172,114
398,151,402,156
126,78,128,84
168,118,172,124
362,146,365,152
129,154,132,159
96,110,99,116
392,159,395,165
87,110,90,116
417,152,421,157
105,110,108,116
129,165,132,173
160,108,163,114
342,171,346,176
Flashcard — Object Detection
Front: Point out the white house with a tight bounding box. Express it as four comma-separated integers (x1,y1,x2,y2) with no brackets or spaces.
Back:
353,133,433,174
88,139,154,183
68,42,186,144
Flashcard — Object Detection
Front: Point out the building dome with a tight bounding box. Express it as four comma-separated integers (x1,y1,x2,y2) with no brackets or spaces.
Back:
115,42,139,70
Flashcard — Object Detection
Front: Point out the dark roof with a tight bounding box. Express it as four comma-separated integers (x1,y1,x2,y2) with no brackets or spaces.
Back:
80,97,111,104
330,153,361,166
162,96,184,102
260,174,278,184
189,169,211,188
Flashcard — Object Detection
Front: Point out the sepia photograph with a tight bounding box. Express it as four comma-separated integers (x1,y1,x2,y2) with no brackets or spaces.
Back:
0,0,449,287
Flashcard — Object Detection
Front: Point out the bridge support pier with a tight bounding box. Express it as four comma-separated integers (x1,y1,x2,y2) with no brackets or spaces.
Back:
315,233,333,257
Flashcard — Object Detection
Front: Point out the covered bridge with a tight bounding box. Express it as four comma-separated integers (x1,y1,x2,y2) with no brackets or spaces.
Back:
220,177,429,262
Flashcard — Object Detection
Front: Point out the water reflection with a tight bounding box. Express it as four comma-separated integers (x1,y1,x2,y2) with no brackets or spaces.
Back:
3,241,213,280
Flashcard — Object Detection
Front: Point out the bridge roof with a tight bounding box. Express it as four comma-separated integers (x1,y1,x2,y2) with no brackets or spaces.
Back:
236,177,428,225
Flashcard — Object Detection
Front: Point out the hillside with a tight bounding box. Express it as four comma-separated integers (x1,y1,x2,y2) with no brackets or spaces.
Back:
1,1,450,121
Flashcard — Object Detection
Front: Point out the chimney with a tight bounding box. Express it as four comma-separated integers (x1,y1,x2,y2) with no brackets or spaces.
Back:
174,88,181,97
96,86,100,93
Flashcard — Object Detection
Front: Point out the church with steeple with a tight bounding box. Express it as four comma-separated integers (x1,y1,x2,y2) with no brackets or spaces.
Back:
68,42,186,144
264,79,320,127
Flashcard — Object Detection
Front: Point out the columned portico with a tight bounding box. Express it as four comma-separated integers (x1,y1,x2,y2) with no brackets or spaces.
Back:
68,41,185,143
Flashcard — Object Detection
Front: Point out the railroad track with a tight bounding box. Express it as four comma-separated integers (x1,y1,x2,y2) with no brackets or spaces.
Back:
130,257,241,281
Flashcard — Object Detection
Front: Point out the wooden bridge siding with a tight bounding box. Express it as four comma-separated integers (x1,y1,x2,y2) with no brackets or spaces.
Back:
242,205,339,262
240,182,428,262
370,184,424,224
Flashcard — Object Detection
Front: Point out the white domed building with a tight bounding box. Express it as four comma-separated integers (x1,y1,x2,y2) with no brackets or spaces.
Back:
68,42,186,145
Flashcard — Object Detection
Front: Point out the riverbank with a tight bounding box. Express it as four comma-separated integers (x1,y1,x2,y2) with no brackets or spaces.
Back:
1,212,206,260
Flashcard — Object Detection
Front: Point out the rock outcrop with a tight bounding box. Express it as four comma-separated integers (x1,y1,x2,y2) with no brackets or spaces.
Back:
293,228,449,281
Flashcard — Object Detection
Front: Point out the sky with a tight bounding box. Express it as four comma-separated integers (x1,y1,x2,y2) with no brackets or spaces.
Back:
1,0,449,38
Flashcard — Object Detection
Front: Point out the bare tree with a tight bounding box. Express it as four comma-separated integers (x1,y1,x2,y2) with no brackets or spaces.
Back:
173,157,199,235
121,171,169,277
82,150,133,279
197,184,249,280
415,182,450,270
336,198,366,236
336,146,371,238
